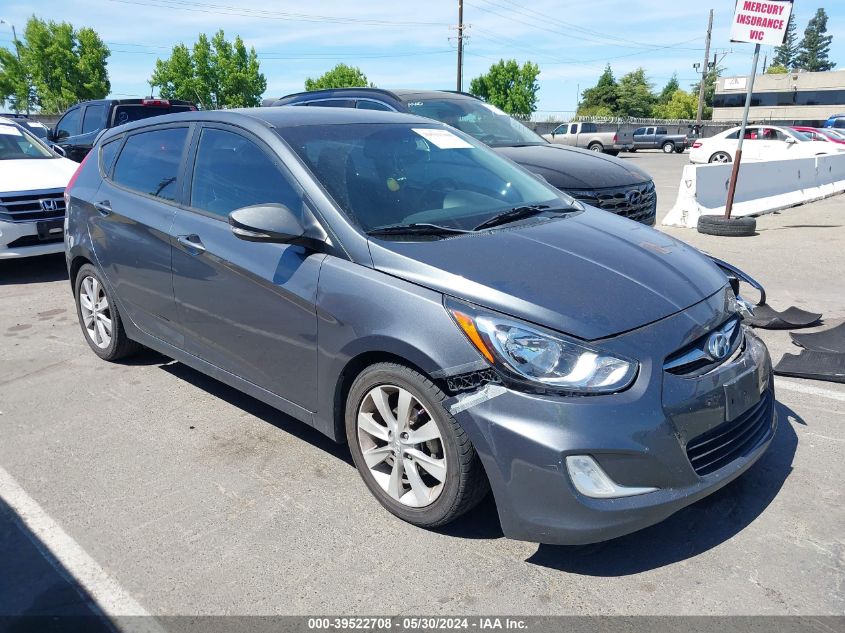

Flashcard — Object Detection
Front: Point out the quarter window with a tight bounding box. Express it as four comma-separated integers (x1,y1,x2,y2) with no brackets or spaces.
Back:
190,128,301,218
54,108,81,140
100,139,121,177
112,127,188,201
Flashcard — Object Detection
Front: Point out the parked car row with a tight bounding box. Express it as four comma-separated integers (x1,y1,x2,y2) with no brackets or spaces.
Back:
688,124,844,164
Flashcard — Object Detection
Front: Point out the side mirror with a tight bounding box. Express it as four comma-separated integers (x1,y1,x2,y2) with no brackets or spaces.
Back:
785,137,797,145
229,203,305,243
51,143,67,157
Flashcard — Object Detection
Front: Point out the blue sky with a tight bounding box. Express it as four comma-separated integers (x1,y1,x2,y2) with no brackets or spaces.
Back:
1,0,843,118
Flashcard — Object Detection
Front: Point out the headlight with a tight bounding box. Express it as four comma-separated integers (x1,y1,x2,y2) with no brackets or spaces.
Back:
445,298,638,394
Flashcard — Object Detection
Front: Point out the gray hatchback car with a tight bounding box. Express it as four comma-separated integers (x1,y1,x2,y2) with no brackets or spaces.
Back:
65,107,776,544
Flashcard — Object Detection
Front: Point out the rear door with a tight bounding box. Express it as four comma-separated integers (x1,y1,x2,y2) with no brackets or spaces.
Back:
633,127,646,148
170,124,323,411
90,124,191,346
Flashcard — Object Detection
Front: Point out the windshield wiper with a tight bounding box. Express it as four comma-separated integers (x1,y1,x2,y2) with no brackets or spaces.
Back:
367,223,472,237
473,205,572,231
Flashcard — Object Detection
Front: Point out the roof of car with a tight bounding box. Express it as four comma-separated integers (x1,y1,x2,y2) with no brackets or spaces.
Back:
98,105,440,140
269,88,480,106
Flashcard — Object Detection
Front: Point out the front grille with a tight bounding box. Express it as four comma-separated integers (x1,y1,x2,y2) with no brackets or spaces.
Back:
6,234,63,248
664,318,744,376
567,181,657,225
685,390,774,476
0,189,66,223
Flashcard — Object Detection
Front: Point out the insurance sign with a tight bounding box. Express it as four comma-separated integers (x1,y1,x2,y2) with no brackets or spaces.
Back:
730,0,794,45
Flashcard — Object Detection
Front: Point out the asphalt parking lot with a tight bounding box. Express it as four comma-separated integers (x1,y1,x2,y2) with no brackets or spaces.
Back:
1,151,843,618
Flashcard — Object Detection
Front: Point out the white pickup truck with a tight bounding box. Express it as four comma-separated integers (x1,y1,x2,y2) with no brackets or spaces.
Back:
543,122,633,156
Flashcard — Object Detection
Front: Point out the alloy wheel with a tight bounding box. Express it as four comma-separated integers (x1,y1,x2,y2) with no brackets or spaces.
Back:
356,384,447,508
79,275,112,349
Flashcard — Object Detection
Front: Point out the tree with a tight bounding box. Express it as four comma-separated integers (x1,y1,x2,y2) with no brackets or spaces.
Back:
773,14,799,69
766,63,789,75
658,74,680,105
151,30,266,109
615,68,655,118
469,59,540,118
0,17,110,113
578,64,618,115
305,63,373,91
796,8,835,72
652,89,698,119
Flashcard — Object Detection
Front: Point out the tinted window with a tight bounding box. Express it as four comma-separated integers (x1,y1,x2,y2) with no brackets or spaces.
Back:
569,124,578,134
112,127,188,201
100,139,121,176
279,123,562,232
656,127,668,135
0,122,54,159
582,123,598,133
190,128,301,218
55,108,81,139
634,127,646,135
356,100,393,111
82,104,108,134
304,99,355,108
113,104,193,127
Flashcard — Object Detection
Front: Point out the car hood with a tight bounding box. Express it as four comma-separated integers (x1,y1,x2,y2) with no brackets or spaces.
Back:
0,157,78,193
368,209,727,340
493,144,651,190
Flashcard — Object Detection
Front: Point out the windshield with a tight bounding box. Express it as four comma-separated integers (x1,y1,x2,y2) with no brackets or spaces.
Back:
402,98,546,148
786,129,811,141
0,122,54,160
278,123,565,232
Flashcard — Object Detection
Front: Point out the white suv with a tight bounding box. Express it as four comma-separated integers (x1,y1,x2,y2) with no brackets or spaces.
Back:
0,117,79,259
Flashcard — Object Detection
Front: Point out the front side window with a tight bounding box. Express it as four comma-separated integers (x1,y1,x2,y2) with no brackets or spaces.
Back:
190,128,301,218
82,104,108,134
0,123,54,160
279,123,563,232
404,98,545,147
112,127,188,201
55,108,81,140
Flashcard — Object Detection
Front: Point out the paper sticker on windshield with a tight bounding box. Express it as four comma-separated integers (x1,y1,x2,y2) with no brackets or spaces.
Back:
413,128,473,150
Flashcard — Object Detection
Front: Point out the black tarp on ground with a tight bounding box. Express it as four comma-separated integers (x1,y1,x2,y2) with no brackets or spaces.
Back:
773,350,845,384
790,322,845,354
746,305,822,330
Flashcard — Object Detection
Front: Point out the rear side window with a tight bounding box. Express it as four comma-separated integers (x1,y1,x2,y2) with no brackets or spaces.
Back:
82,104,108,134
99,139,121,177
582,123,598,133
656,127,668,135
569,124,577,134
55,108,81,139
189,128,301,218
112,127,188,201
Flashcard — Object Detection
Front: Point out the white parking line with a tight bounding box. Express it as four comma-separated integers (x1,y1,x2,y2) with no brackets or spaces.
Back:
775,377,845,403
0,465,166,632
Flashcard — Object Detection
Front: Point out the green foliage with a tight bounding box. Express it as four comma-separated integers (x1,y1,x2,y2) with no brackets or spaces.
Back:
578,64,617,115
0,16,110,113
305,63,373,91
796,8,835,72
652,89,698,120
151,30,266,109
773,14,799,69
658,74,680,105
469,59,540,118
614,68,655,118
766,63,789,75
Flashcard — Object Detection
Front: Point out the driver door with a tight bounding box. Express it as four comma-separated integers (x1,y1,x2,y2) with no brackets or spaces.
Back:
170,124,324,412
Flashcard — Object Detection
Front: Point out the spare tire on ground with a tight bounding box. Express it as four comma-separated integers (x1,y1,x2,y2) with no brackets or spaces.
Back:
696,215,756,237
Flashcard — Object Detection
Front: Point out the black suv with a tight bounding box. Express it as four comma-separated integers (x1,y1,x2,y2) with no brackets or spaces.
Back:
264,89,657,225
49,98,196,162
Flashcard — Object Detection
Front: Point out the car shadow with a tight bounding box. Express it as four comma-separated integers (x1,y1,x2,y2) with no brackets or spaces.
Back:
0,253,68,285
524,400,799,575
157,359,355,467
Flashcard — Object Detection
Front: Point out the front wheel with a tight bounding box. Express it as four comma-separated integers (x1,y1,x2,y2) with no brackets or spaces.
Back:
74,264,141,361
662,142,675,154
709,152,732,164
345,363,489,528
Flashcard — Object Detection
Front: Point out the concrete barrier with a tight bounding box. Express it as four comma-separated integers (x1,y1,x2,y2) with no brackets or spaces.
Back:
662,153,845,228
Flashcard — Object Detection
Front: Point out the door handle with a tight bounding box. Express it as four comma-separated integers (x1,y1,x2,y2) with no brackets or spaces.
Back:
94,200,112,216
177,234,206,254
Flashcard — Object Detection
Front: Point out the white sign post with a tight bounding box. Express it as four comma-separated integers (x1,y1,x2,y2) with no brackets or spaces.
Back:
724,0,794,219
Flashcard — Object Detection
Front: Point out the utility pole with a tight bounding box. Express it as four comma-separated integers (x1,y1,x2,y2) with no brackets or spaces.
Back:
456,0,464,92
696,9,714,127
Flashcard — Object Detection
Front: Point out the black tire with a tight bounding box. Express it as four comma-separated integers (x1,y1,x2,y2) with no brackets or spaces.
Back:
675,146,686,154
709,151,732,164
345,362,489,528
628,148,637,153
587,142,603,153
74,263,141,361
696,215,757,237
662,141,675,154
606,150,620,157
